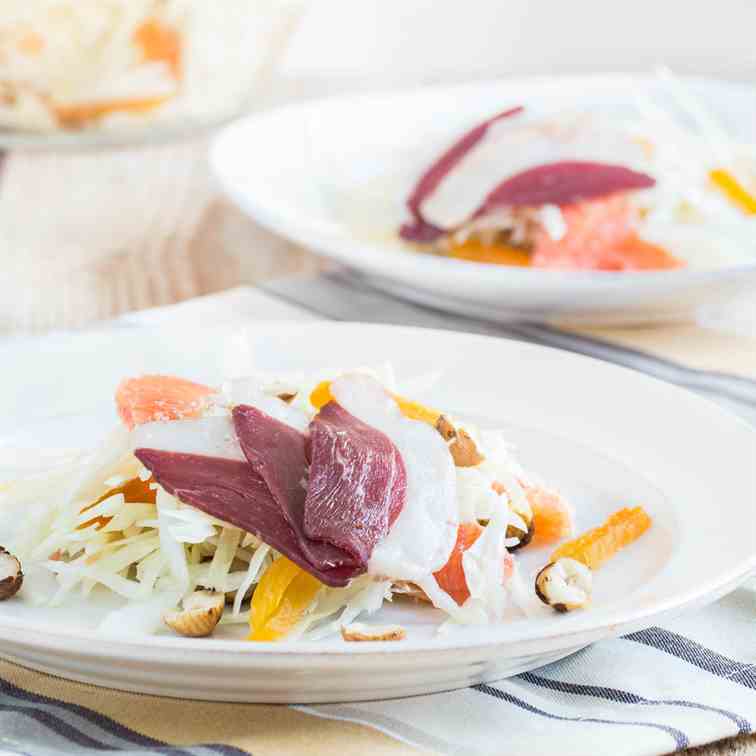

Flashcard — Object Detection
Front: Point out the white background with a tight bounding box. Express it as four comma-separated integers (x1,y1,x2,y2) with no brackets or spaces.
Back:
282,0,756,87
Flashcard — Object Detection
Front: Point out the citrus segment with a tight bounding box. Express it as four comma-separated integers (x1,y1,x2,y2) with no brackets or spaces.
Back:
447,238,531,266
309,380,441,425
249,557,321,641
710,168,756,214
78,476,156,531
526,485,574,547
531,196,682,271
433,522,483,606
115,375,215,429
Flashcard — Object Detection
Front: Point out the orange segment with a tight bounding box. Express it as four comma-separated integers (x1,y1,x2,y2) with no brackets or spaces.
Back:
551,506,651,570
448,238,531,267
526,485,574,547
78,476,156,531
249,571,322,641
134,18,182,79
310,380,441,425
394,396,441,425
249,557,321,641
606,233,683,271
433,522,483,606
115,375,216,430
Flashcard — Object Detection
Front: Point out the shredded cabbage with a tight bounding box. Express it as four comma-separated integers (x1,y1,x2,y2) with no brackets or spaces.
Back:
6,364,542,638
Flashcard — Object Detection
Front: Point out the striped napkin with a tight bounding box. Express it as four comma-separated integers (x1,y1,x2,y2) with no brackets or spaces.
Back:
2,276,755,756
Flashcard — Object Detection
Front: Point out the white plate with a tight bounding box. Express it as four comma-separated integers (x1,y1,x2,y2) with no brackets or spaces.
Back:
212,74,756,325
0,322,754,702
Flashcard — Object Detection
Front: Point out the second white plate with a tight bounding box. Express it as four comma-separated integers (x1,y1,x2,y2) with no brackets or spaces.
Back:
212,74,756,325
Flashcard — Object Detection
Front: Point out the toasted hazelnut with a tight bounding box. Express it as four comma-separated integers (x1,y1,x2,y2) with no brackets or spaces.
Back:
341,622,406,642
0,548,22,601
435,415,457,441
435,415,485,467
262,381,298,404
535,558,592,613
493,481,535,550
450,429,485,467
162,590,224,637
506,519,535,552
392,580,433,603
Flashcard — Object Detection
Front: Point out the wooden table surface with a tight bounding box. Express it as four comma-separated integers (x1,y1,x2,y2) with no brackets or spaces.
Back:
0,134,752,756
0,137,320,335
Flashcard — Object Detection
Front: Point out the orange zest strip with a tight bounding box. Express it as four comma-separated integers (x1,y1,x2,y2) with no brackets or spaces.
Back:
78,476,156,531
310,381,441,425
710,168,756,215
550,506,651,570
447,238,531,267
55,97,170,128
395,396,441,425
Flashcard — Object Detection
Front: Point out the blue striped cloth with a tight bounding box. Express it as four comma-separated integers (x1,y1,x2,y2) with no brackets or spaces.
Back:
298,597,756,754
2,281,755,756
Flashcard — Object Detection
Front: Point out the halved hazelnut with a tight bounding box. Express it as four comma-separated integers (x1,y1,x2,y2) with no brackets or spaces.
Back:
506,519,535,552
392,580,432,603
494,480,535,550
435,415,485,467
341,622,406,642
0,548,23,601
535,558,592,613
435,415,457,442
162,590,224,637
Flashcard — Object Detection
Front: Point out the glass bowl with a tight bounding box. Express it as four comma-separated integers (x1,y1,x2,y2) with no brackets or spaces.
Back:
0,0,305,151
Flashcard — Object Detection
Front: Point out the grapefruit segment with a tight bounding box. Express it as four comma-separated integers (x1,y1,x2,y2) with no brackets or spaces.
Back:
433,522,483,606
531,196,683,271
115,375,216,429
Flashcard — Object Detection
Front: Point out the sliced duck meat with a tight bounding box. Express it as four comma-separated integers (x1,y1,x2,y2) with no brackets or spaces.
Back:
232,405,358,570
134,448,359,587
401,106,523,242
400,108,655,241
476,161,655,217
305,401,407,565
